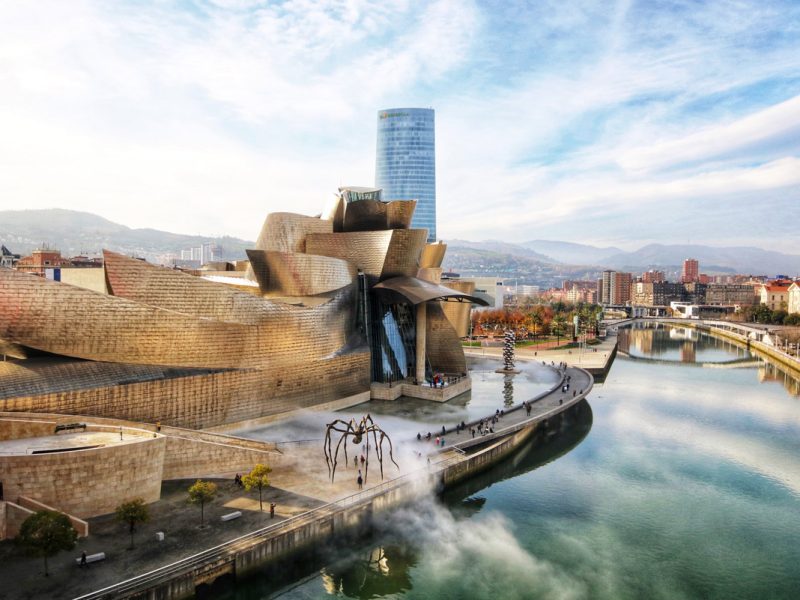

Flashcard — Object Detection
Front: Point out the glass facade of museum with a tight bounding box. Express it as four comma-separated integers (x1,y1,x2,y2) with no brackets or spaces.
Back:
369,299,418,383
375,108,436,242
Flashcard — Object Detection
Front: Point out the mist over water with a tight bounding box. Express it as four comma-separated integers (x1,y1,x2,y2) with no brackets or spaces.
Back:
232,325,800,599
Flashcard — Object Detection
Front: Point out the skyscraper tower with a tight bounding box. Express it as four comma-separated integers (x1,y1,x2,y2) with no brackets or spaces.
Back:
682,258,699,283
375,108,436,241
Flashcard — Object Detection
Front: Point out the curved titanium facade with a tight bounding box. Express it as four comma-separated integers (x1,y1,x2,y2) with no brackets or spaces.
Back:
0,185,473,428
376,108,436,242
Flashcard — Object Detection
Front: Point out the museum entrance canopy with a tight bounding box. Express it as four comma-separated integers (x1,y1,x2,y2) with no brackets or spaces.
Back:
373,276,489,306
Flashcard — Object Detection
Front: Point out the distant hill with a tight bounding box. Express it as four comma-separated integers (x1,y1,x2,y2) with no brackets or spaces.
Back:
445,239,800,276
444,239,553,262
2,210,796,277
603,244,800,277
0,209,253,263
520,240,624,265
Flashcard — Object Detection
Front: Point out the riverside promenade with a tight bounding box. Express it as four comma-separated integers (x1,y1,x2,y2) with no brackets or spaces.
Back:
69,363,593,600
465,335,618,378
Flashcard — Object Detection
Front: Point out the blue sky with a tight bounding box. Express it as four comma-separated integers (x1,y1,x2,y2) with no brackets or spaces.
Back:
1,0,798,252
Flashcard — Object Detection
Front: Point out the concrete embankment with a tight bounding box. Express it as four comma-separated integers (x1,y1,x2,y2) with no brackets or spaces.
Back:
75,366,593,600
465,335,618,379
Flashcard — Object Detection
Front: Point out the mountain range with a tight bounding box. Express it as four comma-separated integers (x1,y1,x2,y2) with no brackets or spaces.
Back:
444,239,800,276
1,209,797,276
0,209,253,263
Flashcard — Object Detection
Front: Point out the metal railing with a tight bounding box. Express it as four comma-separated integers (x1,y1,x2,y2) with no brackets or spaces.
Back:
73,451,464,600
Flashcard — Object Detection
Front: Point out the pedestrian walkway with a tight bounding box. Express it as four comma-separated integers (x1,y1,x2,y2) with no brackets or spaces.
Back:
412,363,593,453
466,336,616,376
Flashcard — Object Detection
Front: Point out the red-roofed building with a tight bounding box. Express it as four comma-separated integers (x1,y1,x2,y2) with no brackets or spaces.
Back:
16,248,71,277
759,280,793,311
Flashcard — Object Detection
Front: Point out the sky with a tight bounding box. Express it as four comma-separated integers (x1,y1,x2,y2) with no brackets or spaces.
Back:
1,0,799,252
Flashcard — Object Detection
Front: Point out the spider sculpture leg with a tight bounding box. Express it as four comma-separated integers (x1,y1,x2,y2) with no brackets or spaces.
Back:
334,420,360,482
369,425,384,479
382,430,400,471
324,420,352,481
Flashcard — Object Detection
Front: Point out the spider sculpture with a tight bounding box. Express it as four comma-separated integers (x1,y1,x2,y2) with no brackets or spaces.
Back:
324,414,399,484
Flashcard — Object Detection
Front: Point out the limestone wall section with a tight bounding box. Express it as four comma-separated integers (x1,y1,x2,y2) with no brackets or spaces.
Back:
17,496,89,537
3,501,33,539
162,436,285,480
0,418,56,440
0,432,165,518
59,267,107,294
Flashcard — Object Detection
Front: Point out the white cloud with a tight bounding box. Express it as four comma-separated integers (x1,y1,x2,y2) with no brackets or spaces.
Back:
0,0,798,251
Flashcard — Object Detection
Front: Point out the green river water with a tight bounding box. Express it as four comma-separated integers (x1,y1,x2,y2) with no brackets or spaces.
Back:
230,323,800,599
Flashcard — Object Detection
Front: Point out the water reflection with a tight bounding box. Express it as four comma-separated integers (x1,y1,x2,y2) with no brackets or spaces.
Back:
503,374,514,406
759,361,800,396
618,321,751,363
229,324,800,599
321,546,414,598
619,323,800,397
237,402,592,600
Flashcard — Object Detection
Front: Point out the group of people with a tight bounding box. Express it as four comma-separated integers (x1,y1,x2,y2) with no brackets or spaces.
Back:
429,373,447,388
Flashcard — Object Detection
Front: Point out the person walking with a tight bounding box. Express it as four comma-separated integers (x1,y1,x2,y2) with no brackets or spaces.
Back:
357,474,363,490
270,503,276,518
79,551,88,568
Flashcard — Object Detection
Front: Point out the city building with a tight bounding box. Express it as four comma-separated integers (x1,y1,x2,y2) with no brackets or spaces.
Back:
789,282,800,315
0,245,20,269
457,276,504,309
518,285,540,297
632,282,685,307
682,281,707,304
670,302,734,319
15,248,70,276
682,258,699,283
0,188,484,430
760,280,793,311
641,270,665,283
375,108,436,242
705,284,759,307
179,242,222,267
600,270,632,305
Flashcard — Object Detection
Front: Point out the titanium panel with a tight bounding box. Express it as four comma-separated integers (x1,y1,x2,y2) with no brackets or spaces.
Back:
425,303,467,375
246,250,356,296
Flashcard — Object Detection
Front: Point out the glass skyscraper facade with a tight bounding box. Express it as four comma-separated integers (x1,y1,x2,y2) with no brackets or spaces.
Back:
375,108,436,242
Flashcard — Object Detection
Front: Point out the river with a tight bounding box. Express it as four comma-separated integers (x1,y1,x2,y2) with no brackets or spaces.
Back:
227,322,800,599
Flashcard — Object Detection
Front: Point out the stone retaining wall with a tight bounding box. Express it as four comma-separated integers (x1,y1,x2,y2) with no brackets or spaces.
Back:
370,377,471,402
0,427,165,519
17,496,89,537
0,418,56,441
162,436,285,480
2,500,33,539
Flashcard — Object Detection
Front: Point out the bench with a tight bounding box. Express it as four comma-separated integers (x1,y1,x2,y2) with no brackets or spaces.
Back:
221,511,242,522
75,552,105,565
55,423,86,433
